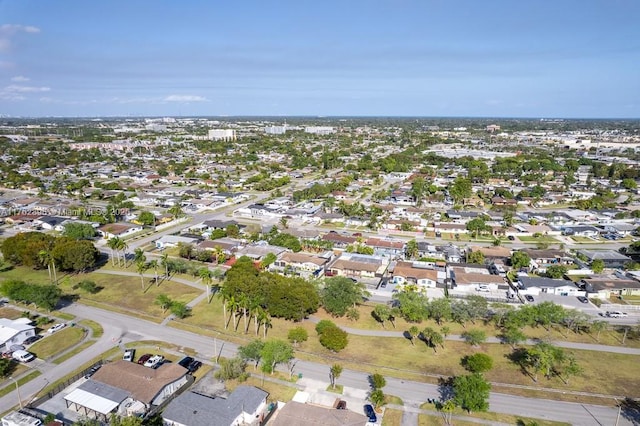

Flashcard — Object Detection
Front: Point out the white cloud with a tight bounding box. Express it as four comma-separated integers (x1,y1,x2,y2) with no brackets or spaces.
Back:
4,84,50,93
11,76,29,82
164,94,208,102
0,24,41,52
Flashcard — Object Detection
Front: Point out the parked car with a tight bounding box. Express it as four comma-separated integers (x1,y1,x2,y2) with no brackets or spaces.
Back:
364,404,377,423
188,360,202,373
577,296,589,304
47,323,66,334
178,356,194,369
508,235,515,241
524,295,535,302
123,348,136,362
144,354,165,368
22,335,42,345
137,353,152,365
12,349,35,363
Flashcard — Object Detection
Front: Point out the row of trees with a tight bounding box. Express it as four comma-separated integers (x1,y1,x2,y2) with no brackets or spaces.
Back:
0,279,62,311
1,232,99,277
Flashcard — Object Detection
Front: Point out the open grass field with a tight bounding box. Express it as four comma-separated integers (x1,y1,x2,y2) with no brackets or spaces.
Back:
381,408,403,425
29,326,85,360
518,235,560,243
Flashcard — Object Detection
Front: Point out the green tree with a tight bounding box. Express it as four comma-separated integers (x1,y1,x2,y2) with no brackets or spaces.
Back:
329,363,343,390
370,372,386,390
155,294,173,314
466,217,489,239
450,177,472,204
590,320,608,342
502,326,527,348
260,339,294,374
239,339,265,369
372,304,391,328
136,260,147,290
170,301,190,318
215,357,247,381
405,239,419,260
408,325,420,346
462,353,494,373
370,389,386,409
510,251,531,270
591,259,605,273
287,327,309,347
137,211,156,226
322,276,368,317
467,251,485,264
318,324,349,352
461,329,486,346
545,265,568,279
428,298,452,325
52,239,99,272
453,373,491,413
63,222,96,240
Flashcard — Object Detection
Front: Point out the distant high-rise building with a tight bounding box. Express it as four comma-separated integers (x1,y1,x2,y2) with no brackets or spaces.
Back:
304,126,335,135
265,125,287,135
208,129,236,141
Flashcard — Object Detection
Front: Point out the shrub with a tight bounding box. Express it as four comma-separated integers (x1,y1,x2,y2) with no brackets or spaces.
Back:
315,319,336,335
318,325,348,352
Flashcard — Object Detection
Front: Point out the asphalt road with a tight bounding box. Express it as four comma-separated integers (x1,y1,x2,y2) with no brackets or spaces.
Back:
0,303,633,425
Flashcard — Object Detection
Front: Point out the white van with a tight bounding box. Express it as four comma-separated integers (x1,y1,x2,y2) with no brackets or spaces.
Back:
12,349,35,363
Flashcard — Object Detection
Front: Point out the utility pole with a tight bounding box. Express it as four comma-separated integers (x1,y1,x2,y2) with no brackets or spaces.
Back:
9,377,22,409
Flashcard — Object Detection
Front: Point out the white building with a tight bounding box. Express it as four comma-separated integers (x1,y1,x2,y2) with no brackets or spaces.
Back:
304,126,335,135
0,318,36,352
208,129,236,141
265,125,287,135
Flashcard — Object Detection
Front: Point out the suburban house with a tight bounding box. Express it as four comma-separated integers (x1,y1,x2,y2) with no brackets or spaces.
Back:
468,246,511,263
271,401,367,426
580,275,640,299
97,223,143,239
603,223,636,236
520,249,573,267
162,386,268,426
155,235,200,250
326,253,389,282
391,261,438,289
449,267,505,292
577,249,633,269
72,360,190,416
0,318,36,352
197,238,243,256
517,276,583,296
235,243,288,262
321,231,357,249
365,237,405,258
562,225,600,238
33,215,68,231
270,252,331,278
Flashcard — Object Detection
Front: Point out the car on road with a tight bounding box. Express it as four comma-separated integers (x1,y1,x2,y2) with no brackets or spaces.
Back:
605,311,627,318
47,323,66,334
22,335,42,345
577,296,589,304
137,353,152,365
123,348,136,362
524,295,535,302
364,404,377,423
508,235,515,241
144,354,165,368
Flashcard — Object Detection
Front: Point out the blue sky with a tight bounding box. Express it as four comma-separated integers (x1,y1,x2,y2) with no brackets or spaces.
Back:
0,0,639,117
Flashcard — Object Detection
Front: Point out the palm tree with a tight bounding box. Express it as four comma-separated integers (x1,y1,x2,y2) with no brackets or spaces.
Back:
133,248,146,265
38,250,53,284
148,260,159,285
136,260,147,290
260,311,272,338
238,294,249,334
168,204,184,218
117,239,129,267
107,237,119,266
160,252,170,281
253,306,265,336
227,295,239,331
198,267,213,302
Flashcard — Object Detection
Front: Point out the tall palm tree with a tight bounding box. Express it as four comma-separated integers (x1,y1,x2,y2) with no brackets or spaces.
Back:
261,312,272,339
238,294,249,334
38,250,53,284
117,239,129,267
160,253,170,281
198,267,213,302
148,260,159,285
107,237,119,266
253,306,264,336
226,295,238,331
133,248,146,265
136,260,147,290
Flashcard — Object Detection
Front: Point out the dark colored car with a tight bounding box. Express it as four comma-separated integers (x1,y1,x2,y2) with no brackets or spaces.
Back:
577,296,589,304
525,295,534,302
336,400,347,410
137,353,152,365
22,335,42,345
178,356,194,369
508,235,515,241
188,360,202,373
364,404,377,423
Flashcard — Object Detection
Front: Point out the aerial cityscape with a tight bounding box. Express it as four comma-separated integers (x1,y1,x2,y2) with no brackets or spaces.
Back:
0,1,639,426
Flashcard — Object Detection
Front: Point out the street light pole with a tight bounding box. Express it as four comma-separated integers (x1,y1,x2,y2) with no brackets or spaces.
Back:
615,398,621,426
9,377,22,409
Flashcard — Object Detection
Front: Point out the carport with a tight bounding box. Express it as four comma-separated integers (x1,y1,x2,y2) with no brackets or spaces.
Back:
64,380,129,422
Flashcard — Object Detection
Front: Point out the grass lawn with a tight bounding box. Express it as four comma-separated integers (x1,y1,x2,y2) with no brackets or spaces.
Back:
385,394,403,405
418,403,571,426
570,236,597,243
518,235,559,243
0,307,23,320
29,326,86,360
326,384,343,394
226,375,297,403
381,408,403,425
0,371,41,398
53,341,95,364
79,319,103,338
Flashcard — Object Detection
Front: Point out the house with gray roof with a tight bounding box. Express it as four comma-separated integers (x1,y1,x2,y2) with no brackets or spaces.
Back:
577,249,632,269
517,276,583,296
162,386,268,426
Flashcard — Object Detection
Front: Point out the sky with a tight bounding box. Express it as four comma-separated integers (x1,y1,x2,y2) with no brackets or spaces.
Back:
0,0,639,118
